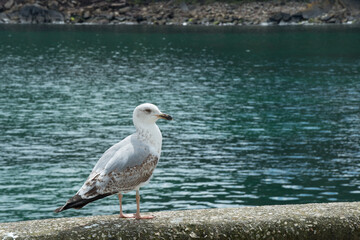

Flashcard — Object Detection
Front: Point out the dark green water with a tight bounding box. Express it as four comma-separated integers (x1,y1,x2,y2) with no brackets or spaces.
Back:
0,24,360,223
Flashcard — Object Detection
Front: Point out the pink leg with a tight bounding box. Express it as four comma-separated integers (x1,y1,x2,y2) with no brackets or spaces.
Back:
118,193,135,218
134,189,154,220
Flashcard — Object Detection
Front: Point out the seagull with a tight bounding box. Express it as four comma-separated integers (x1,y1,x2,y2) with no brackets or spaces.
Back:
54,103,172,219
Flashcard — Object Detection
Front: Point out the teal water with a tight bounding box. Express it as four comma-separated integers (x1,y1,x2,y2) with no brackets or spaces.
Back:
0,25,360,223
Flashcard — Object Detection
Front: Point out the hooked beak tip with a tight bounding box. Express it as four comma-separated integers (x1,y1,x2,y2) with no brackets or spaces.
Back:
157,113,173,120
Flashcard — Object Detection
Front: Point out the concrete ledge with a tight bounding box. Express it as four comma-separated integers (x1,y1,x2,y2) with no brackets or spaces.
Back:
0,202,360,239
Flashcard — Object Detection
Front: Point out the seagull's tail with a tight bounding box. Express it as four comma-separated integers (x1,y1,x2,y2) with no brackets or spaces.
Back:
54,193,112,213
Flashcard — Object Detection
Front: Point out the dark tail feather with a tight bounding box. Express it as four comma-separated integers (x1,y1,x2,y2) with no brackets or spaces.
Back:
54,193,112,213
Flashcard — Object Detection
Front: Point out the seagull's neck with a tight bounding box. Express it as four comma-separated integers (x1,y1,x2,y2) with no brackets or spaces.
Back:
135,122,162,153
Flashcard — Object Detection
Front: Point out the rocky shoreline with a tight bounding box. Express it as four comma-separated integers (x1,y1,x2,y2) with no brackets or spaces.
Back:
0,0,359,26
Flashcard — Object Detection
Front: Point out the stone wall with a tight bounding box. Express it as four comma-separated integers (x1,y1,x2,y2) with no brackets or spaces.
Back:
1,202,360,239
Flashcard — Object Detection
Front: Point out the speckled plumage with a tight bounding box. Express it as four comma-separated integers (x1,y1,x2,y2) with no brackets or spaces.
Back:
81,153,159,198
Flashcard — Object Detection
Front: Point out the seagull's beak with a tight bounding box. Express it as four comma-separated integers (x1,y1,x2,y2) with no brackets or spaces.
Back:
156,113,173,120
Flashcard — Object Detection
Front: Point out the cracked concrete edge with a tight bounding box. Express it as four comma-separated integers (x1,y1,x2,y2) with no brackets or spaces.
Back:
0,202,359,240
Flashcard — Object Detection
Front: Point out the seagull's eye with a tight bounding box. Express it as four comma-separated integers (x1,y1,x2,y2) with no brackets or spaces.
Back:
144,109,152,114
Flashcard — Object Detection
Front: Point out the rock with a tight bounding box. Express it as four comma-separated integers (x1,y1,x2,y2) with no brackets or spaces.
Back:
321,13,334,22
109,3,127,9
115,16,126,22
166,11,174,19
48,9,64,22
19,4,64,23
83,10,91,19
290,12,304,23
180,2,189,12
135,15,144,22
4,0,14,10
282,13,291,21
327,17,337,23
301,6,326,20
0,12,10,23
97,18,109,24
94,8,101,15
104,12,114,20
118,6,131,14
269,12,290,23
158,19,166,25
48,0,59,10
19,4,46,23
93,2,109,11
156,14,163,20
76,8,83,16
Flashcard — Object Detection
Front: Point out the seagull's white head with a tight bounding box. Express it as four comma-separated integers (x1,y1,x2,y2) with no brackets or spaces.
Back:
133,103,172,127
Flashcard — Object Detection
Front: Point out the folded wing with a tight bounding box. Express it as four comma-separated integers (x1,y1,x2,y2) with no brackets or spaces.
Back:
54,134,159,212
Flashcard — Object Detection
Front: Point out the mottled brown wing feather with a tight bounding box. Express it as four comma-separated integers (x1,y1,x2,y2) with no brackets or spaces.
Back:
83,154,158,198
